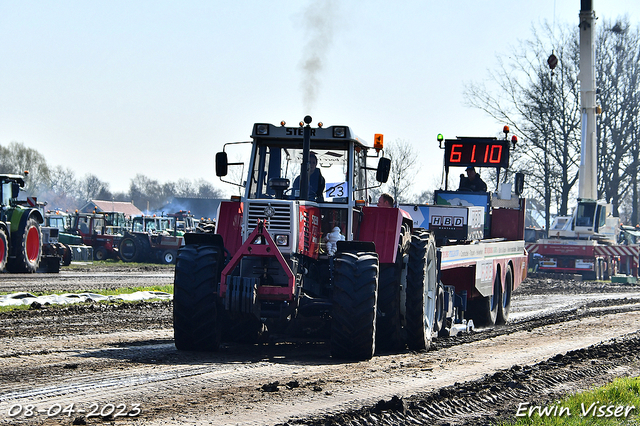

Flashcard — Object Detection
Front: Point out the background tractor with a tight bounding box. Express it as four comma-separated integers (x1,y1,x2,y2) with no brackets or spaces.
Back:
0,173,43,273
119,212,191,264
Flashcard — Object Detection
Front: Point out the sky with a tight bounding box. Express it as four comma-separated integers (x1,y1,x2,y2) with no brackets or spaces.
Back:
2,0,640,197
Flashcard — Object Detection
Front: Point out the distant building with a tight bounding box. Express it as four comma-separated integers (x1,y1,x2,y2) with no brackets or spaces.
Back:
80,200,143,218
163,197,222,221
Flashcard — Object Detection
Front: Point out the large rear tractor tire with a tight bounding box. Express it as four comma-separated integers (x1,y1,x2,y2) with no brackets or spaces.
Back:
376,262,404,352
469,269,501,327
173,244,223,351
496,266,513,325
405,230,437,352
0,228,8,272
119,235,143,263
7,217,42,273
331,251,379,360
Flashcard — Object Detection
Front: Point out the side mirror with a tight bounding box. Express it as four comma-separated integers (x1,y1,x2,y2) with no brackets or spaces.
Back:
376,157,391,183
215,152,228,177
514,172,525,195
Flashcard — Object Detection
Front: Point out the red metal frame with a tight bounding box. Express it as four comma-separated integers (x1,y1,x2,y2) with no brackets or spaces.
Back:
219,220,295,301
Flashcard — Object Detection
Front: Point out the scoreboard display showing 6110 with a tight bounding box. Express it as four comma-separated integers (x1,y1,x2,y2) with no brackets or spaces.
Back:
444,138,510,169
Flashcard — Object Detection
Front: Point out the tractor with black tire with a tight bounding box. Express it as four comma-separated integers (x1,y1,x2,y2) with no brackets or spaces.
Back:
119,214,184,264
0,174,43,273
44,210,93,265
173,118,443,360
68,211,124,261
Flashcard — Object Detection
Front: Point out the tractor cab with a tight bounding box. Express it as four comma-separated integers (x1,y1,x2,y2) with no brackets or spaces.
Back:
215,118,391,258
0,174,25,210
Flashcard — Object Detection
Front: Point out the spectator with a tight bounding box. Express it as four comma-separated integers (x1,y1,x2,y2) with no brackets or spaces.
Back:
377,193,394,207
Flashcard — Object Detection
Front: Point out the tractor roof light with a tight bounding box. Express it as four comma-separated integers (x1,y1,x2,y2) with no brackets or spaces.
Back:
511,135,518,147
318,122,323,128
333,126,346,138
503,125,510,135
374,134,384,152
280,121,286,126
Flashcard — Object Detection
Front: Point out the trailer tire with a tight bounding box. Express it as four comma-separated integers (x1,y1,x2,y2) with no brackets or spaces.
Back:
405,230,437,351
496,266,513,325
0,227,7,272
7,217,42,273
119,236,143,263
470,270,501,327
173,244,222,351
331,251,379,360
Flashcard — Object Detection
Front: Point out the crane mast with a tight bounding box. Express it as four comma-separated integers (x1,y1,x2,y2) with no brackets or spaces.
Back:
578,0,598,200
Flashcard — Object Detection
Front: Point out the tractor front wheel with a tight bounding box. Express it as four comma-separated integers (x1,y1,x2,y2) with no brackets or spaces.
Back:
0,228,8,271
162,250,177,265
61,244,72,266
173,244,223,351
405,230,437,352
94,246,109,261
331,251,379,360
7,217,42,273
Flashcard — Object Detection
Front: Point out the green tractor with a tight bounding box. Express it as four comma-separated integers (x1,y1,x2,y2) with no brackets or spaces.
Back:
0,174,43,273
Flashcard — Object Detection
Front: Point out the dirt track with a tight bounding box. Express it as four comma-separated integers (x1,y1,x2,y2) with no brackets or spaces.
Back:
1,269,640,425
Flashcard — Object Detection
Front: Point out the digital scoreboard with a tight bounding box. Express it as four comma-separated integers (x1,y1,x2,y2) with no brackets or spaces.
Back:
443,138,510,169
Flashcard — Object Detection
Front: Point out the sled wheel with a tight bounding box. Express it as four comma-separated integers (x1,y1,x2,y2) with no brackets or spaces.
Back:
496,266,513,325
470,269,501,327
173,244,223,351
331,251,379,360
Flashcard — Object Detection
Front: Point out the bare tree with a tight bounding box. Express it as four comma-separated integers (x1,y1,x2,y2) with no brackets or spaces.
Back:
384,139,418,204
0,142,51,194
596,18,640,218
79,174,111,203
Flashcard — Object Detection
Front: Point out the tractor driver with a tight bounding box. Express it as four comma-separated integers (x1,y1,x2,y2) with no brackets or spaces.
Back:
293,152,325,202
458,166,487,192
